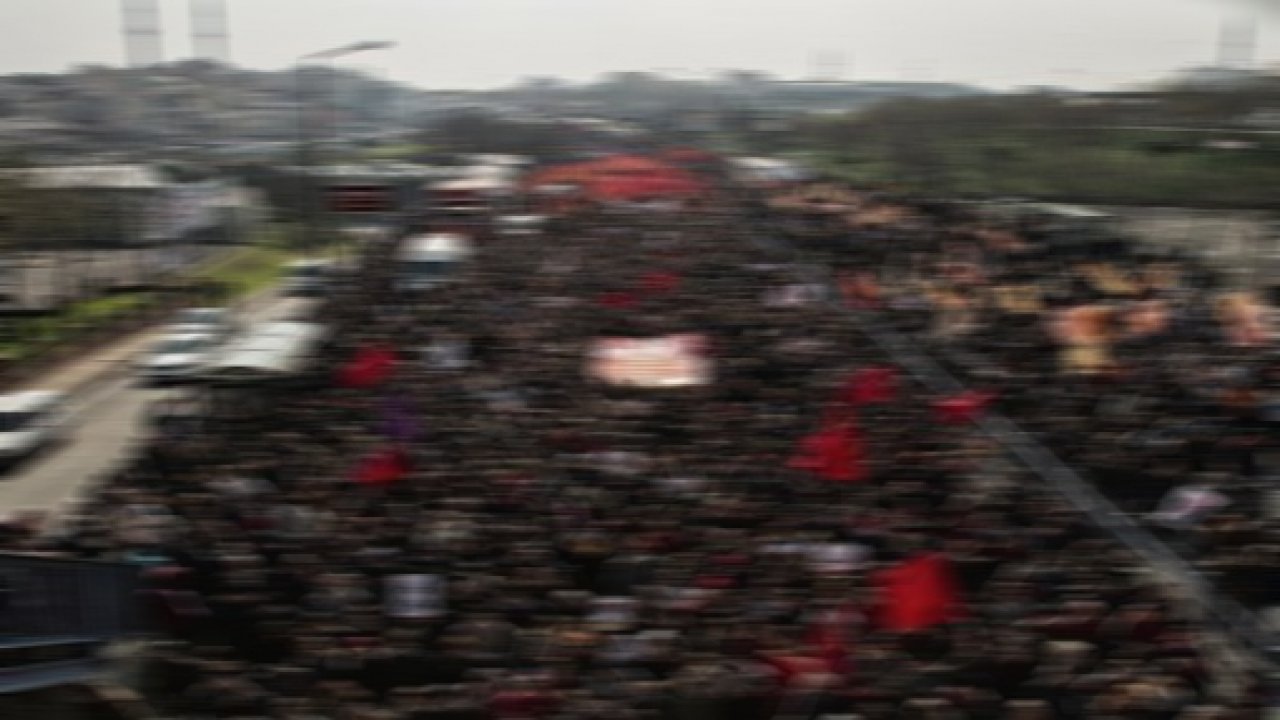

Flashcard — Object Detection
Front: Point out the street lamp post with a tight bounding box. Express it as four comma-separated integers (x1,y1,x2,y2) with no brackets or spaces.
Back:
295,41,396,253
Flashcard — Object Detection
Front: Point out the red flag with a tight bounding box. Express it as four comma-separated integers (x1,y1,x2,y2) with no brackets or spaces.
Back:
354,447,411,487
639,271,681,295
597,291,637,310
339,345,397,388
873,553,966,632
789,419,868,483
839,366,898,406
933,390,996,425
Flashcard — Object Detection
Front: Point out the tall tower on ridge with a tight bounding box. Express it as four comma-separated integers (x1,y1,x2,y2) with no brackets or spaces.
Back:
190,0,231,64
121,0,164,67
1217,13,1258,70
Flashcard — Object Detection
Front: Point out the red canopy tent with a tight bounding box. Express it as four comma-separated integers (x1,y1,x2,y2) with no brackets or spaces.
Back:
588,174,703,202
525,154,706,203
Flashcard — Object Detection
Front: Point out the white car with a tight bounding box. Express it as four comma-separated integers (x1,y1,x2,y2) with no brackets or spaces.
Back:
168,307,232,339
0,391,67,466
137,332,218,384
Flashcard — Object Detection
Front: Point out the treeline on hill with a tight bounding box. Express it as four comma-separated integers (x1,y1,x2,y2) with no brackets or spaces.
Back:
794,83,1280,208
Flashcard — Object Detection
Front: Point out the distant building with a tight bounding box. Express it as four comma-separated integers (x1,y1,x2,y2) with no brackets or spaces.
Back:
295,162,452,219
6,164,250,246
0,164,256,309
723,79,990,115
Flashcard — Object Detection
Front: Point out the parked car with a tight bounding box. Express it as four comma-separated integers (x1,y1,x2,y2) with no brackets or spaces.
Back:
0,391,68,467
168,307,233,340
136,332,219,384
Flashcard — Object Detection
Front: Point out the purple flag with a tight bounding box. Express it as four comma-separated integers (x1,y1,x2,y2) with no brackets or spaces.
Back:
380,395,419,444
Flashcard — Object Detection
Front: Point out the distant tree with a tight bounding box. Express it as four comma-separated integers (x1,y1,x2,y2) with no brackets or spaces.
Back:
720,70,773,88
516,76,567,91
602,71,661,88
427,110,569,159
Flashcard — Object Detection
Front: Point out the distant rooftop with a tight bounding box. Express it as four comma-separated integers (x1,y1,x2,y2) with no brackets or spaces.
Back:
7,164,168,190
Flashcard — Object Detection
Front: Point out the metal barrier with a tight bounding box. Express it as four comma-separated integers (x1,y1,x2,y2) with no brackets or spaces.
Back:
0,553,143,641
0,553,142,693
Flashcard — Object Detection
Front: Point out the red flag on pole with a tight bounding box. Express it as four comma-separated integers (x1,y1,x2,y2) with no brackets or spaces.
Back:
789,419,868,483
354,447,411,487
839,366,899,407
873,553,966,632
339,344,398,388
932,390,996,425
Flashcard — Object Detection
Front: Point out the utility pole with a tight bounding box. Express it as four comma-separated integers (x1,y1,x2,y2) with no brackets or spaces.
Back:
1216,13,1258,70
296,41,396,253
189,0,231,64
121,0,163,68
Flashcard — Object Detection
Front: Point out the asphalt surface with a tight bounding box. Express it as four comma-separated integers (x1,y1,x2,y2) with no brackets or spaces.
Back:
0,288,315,519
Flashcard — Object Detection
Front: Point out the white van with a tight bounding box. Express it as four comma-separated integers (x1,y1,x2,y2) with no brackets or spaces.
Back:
0,391,67,466
397,233,473,291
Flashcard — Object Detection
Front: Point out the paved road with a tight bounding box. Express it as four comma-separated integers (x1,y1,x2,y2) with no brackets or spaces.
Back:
0,374,153,515
0,288,315,519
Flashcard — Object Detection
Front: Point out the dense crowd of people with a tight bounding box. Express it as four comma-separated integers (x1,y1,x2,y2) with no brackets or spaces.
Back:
1,164,1275,719
765,185,1278,614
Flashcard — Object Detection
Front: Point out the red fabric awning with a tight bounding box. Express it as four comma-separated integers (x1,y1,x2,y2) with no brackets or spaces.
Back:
525,154,706,202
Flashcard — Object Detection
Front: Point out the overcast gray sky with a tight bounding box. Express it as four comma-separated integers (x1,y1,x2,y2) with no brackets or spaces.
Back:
1,0,1277,90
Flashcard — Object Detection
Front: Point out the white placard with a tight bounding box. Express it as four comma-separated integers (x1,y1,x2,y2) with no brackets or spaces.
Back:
586,334,712,388
384,574,445,619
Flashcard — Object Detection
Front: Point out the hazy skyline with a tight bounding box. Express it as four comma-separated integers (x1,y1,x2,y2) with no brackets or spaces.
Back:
2,0,1278,90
